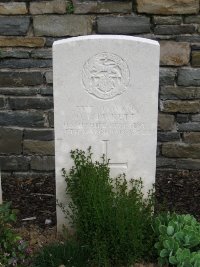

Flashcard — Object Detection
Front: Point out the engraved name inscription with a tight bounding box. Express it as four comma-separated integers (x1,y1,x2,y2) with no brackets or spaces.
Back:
64,105,147,136
82,52,130,100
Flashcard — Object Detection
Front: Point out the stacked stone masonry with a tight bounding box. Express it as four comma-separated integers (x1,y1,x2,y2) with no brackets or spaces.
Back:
0,0,200,225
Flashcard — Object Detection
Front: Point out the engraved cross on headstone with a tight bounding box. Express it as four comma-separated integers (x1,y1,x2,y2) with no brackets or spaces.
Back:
102,140,128,175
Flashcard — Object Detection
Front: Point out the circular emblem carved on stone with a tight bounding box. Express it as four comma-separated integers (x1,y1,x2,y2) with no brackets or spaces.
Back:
82,52,130,100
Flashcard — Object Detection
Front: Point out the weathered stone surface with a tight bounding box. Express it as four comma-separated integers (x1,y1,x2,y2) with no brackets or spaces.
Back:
40,86,53,96
0,72,43,87
0,2,27,15
156,157,177,168
33,15,94,36
192,114,200,121
0,111,45,127
192,51,200,67
23,140,54,155
160,86,200,100
184,132,200,143
97,15,150,34
155,25,195,35
0,97,6,109
0,37,45,48
31,156,55,171
0,156,29,171
0,16,30,36
73,0,132,14
176,114,190,123
0,59,52,69
176,35,200,43
45,71,53,84
185,15,200,23
31,49,52,59
24,129,54,141
159,68,177,86
0,127,23,154
178,69,200,86
178,122,200,131
45,37,61,47
177,159,200,170
153,16,182,25
158,132,180,142
0,87,38,96
30,0,67,14
161,100,200,113
137,0,199,15
8,97,53,110
0,49,30,58
158,113,175,131
47,110,54,128
162,142,200,158
160,41,190,66
192,44,200,50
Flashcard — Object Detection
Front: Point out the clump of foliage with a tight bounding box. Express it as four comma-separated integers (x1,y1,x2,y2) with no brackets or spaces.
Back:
33,239,90,267
0,202,32,267
60,148,155,267
154,213,200,267
66,0,74,14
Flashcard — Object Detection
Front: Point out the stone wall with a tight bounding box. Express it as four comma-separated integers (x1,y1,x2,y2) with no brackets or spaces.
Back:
0,0,200,225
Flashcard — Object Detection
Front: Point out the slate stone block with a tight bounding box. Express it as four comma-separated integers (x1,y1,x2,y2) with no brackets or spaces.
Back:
184,132,200,143
0,59,52,69
0,87,39,96
161,100,200,113
8,97,53,110
153,16,182,25
155,25,195,35
162,142,200,159
0,49,30,59
23,140,54,155
178,68,200,86
159,68,177,86
0,127,23,154
176,159,200,170
0,37,45,48
157,132,180,142
178,122,200,132
0,16,30,36
158,113,175,131
24,129,54,141
0,72,43,87
137,0,199,15
0,156,29,171
97,15,150,34
160,86,200,100
33,15,94,36
0,111,45,127
30,156,55,171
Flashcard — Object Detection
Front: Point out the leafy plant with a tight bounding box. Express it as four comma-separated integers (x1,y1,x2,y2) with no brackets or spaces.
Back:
154,213,200,267
66,0,74,14
33,239,90,267
0,202,32,266
60,148,155,266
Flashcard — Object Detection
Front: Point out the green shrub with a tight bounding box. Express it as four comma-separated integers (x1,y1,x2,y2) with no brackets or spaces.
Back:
33,239,90,267
0,202,31,267
154,213,200,267
60,148,155,267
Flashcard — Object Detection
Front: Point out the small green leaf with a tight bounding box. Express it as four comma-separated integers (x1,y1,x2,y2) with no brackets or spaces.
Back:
169,255,178,265
160,248,169,258
167,225,174,236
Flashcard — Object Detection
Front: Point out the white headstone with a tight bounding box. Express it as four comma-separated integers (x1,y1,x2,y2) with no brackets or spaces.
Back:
53,35,160,231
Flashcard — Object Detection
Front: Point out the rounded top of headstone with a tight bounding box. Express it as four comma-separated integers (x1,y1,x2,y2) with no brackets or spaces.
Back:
53,35,159,47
